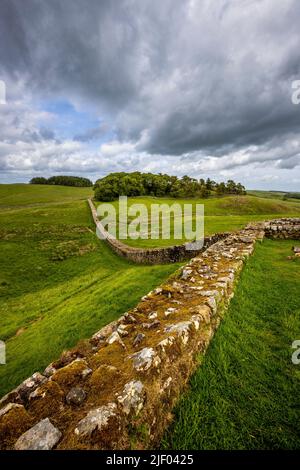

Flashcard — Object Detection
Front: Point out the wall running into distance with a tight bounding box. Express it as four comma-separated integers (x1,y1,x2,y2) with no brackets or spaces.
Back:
88,198,229,264
0,218,299,450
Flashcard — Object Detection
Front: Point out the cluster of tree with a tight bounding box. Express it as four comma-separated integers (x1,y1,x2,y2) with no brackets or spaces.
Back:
30,175,93,187
93,172,246,201
213,179,246,195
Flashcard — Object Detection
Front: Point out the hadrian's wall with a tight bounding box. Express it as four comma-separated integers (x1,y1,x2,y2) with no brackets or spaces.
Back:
0,218,299,450
263,218,300,239
88,198,229,264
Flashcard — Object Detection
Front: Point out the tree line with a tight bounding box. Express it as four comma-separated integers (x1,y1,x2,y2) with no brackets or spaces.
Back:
93,172,246,201
283,192,300,200
30,176,93,187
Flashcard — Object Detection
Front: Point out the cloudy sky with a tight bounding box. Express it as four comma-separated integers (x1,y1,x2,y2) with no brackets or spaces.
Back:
0,0,300,190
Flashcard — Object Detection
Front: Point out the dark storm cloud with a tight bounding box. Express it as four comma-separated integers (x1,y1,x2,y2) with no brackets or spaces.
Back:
0,0,300,187
277,155,300,169
73,123,108,142
1,0,300,149
0,0,155,109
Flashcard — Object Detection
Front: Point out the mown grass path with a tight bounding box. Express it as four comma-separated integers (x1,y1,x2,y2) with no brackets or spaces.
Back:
162,239,300,449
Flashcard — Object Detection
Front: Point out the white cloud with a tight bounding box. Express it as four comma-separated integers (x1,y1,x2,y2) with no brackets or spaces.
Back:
0,0,300,190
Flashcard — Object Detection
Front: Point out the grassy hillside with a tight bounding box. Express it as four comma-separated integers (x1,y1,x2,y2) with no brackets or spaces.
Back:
0,183,93,207
1,184,299,450
247,190,288,199
0,185,181,397
95,194,300,248
162,239,300,450
248,190,300,202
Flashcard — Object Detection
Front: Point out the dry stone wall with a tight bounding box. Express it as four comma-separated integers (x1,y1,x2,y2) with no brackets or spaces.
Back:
0,218,299,450
263,218,300,239
88,198,229,264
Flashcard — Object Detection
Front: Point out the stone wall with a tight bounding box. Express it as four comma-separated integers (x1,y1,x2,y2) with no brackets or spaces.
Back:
0,218,299,450
88,198,229,264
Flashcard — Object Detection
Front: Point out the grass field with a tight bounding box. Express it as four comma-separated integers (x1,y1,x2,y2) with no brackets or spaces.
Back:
1,184,299,450
248,189,300,202
247,190,288,199
95,194,300,248
0,183,93,207
0,185,182,397
162,239,300,450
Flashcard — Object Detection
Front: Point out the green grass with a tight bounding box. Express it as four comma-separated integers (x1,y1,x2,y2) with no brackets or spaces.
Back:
247,189,288,199
0,185,181,397
95,194,300,248
161,239,300,450
248,189,300,203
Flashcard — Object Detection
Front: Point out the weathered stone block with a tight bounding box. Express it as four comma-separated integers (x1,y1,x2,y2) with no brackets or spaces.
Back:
15,418,61,450
117,380,145,415
130,347,161,372
75,403,118,438
66,387,87,406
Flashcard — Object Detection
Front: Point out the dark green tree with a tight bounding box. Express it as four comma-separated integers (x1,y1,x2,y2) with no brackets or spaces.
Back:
93,172,245,201
30,177,48,184
47,176,93,187
216,182,226,195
